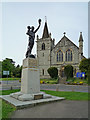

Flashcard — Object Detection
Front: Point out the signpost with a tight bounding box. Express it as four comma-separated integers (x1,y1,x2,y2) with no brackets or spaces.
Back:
3,71,9,84
76,72,85,79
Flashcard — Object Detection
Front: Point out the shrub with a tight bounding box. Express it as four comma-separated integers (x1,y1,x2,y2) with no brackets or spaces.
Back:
64,65,73,79
47,67,58,78
46,81,49,84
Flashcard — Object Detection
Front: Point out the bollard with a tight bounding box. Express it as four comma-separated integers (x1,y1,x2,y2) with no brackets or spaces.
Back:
10,86,13,90
56,85,59,91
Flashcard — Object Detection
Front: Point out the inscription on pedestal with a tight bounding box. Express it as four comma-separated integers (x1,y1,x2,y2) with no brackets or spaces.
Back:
34,94,43,100
29,59,37,67
23,58,38,69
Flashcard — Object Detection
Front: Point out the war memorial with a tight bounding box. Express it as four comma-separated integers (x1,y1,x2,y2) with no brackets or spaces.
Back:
0,19,64,108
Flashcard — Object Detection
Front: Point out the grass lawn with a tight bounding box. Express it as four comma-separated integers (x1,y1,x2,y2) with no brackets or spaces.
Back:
42,90,90,100
0,89,89,119
0,78,21,81
0,89,20,95
0,89,19,119
0,99,2,120
1,99,16,119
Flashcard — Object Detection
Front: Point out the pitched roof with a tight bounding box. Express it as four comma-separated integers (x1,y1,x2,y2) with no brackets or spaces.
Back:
42,22,49,38
54,35,86,58
55,35,79,49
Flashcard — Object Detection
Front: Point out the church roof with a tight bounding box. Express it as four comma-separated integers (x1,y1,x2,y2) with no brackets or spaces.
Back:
54,34,85,58
42,22,49,38
55,35,79,50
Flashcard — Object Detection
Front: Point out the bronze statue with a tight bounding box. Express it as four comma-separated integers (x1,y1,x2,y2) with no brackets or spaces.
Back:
26,19,41,58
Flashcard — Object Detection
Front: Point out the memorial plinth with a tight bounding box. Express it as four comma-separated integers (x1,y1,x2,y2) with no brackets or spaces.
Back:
10,57,51,101
21,58,40,94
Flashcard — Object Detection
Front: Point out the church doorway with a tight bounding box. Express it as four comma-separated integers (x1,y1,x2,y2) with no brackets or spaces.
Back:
59,66,65,78
59,66,66,84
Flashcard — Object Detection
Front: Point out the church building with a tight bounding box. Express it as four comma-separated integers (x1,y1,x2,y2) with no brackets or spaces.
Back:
36,20,85,80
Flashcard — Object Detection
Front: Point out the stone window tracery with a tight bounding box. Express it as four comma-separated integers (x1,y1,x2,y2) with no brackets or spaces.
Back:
66,49,72,61
57,50,63,62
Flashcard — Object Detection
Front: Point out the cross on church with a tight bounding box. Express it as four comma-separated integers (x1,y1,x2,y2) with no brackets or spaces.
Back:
45,16,47,23
63,32,66,36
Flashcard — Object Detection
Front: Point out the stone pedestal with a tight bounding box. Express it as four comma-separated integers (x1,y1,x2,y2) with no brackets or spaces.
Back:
21,58,40,94
10,57,51,101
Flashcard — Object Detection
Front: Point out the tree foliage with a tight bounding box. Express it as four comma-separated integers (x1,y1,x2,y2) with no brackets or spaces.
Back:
13,65,22,78
79,58,90,81
79,58,90,77
64,65,73,79
47,67,58,78
1,58,22,78
79,58,89,73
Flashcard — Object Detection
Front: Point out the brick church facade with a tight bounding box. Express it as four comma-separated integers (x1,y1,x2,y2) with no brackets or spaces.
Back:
36,20,85,80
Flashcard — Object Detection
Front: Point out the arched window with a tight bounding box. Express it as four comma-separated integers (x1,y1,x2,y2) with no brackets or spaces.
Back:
66,49,73,61
57,50,63,62
42,43,45,50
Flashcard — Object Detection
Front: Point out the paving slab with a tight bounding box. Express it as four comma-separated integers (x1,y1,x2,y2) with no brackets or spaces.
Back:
11,100,88,118
0,95,65,109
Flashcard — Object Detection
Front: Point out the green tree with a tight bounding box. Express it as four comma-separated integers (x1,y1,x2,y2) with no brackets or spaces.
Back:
79,58,90,77
2,58,15,77
1,58,22,78
47,67,58,78
64,65,73,79
13,65,22,78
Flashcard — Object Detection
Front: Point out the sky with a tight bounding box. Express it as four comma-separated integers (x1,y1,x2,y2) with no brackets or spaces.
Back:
1,2,88,66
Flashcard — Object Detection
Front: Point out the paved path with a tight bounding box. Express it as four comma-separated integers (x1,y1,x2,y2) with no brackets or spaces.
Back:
0,80,89,92
11,100,88,118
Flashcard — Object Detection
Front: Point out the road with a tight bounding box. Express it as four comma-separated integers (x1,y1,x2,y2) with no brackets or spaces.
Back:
0,80,89,92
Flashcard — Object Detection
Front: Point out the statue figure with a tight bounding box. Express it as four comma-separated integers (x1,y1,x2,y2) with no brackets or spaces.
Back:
26,19,41,58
